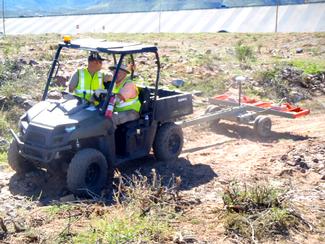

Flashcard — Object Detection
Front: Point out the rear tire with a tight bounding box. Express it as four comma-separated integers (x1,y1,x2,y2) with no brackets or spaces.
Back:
8,140,35,174
254,116,272,138
153,122,183,162
67,148,108,197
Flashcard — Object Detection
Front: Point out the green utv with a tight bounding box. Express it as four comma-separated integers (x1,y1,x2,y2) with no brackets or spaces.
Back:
8,38,193,196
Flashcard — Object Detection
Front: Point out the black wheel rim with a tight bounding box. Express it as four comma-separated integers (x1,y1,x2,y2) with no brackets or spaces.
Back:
85,162,100,187
168,134,181,154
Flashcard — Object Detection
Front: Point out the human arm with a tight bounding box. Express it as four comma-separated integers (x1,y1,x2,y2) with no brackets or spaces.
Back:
68,71,79,93
118,82,137,101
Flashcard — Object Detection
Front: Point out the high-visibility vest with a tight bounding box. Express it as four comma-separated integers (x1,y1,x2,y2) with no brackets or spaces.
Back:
113,78,141,113
75,68,104,101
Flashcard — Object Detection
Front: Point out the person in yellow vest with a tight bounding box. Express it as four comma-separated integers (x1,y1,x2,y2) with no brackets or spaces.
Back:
109,64,141,125
68,52,112,102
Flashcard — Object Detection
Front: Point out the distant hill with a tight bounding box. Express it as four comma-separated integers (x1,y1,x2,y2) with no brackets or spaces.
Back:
3,0,315,17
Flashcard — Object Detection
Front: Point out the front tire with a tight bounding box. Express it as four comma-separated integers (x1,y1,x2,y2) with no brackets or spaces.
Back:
67,148,108,197
8,140,35,174
153,122,183,162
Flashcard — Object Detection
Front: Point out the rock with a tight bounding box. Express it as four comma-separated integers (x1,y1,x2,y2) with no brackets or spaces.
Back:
288,91,304,103
321,175,325,180
12,95,25,104
173,232,197,244
29,60,39,66
298,160,309,170
279,169,294,176
280,154,288,161
18,58,28,65
0,137,8,146
48,90,62,100
53,76,68,87
171,79,185,88
300,168,306,173
186,67,194,74
23,100,36,110
60,194,76,202
296,48,303,54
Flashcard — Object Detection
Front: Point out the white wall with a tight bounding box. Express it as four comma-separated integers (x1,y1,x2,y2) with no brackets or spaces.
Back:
2,3,325,34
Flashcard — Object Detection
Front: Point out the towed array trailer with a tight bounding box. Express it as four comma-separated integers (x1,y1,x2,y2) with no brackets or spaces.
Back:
177,91,310,137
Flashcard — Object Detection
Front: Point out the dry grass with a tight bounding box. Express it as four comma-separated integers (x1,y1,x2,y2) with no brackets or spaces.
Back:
219,182,312,243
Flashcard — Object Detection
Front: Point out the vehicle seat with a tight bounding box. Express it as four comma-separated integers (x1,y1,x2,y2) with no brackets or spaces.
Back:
138,87,151,116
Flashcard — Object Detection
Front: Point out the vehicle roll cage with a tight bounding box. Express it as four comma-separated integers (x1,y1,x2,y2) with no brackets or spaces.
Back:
42,39,160,114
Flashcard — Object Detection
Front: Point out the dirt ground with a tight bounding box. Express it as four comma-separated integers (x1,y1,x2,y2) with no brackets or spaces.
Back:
1,32,325,242
0,95,324,243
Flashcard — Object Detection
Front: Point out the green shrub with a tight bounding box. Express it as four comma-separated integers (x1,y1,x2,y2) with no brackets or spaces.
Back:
73,206,169,243
0,113,9,138
0,151,7,165
235,41,256,63
73,171,181,243
221,182,307,242
289,59,325,75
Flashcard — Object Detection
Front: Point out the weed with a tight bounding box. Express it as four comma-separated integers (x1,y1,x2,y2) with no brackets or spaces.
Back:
73,170,182,243
234,41,256,63
0,151,7,164
220,182,310,242
44,204,75,218
73,205,169,243
0,112,9,139
289,59,325,75
182,76,227,96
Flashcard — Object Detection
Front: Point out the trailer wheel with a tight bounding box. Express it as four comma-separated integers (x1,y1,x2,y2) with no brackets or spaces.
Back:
205,105,221,130
153,122,183,162
67,148,108,197
254,116,272,138
8,140,35,174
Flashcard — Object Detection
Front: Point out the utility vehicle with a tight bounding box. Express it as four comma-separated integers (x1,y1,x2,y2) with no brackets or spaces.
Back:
8,37,193,196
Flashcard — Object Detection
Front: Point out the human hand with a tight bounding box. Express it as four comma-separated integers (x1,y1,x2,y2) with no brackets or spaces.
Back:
104,73,113,82
94,89,107,97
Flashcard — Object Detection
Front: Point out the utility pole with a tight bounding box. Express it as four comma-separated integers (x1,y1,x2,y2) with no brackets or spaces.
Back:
158,0,161,33
275,1,279,33
2,0,5,36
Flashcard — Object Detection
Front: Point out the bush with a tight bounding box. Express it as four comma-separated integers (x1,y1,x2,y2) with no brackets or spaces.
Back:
235,41,256,63
0,113,9,138
73,170,183,243
220,182,309,242
289,59,325,75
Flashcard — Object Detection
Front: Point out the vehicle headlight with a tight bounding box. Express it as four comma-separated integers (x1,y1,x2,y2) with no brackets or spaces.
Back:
19,120,29,134
65,125,77,133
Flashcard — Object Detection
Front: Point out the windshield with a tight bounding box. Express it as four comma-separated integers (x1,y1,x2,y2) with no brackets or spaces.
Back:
44,48,158,103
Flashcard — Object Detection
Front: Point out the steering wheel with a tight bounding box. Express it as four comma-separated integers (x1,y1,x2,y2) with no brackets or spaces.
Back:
61,91,84,104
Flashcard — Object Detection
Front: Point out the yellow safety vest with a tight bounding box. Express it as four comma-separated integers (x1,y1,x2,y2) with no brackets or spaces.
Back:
113,78,141,113
75,68,104,102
